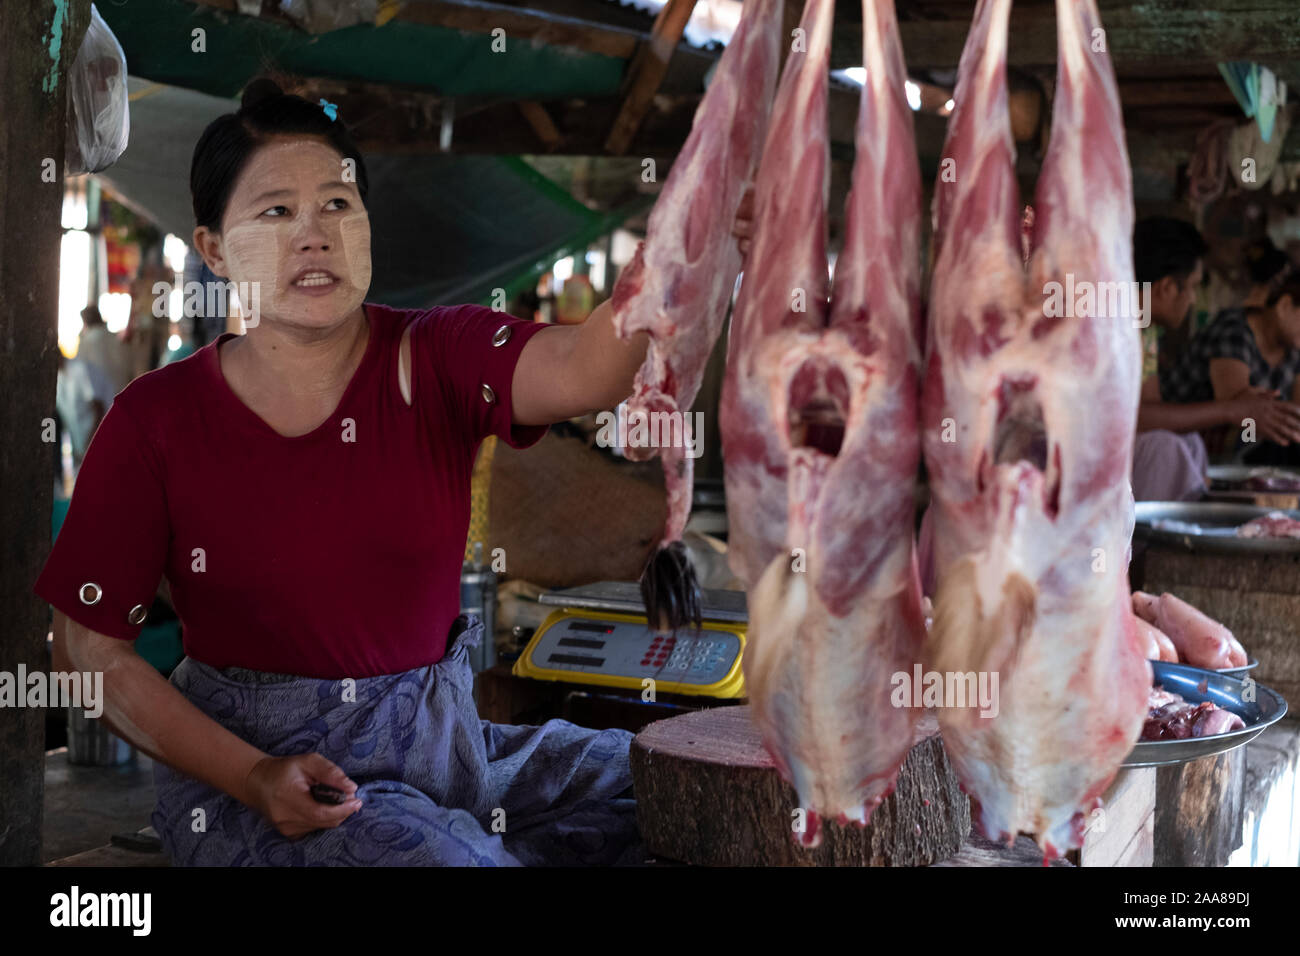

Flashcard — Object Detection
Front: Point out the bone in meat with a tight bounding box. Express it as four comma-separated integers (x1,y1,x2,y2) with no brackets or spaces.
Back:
921,0,1150,857
722,0,926,846
611,0,782,630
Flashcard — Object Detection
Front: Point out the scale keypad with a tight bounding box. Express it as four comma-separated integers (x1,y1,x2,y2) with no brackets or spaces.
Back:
533,617,742,686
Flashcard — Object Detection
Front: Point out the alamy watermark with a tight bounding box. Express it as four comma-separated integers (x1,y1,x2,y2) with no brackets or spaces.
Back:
0,666,102,717
50,886,150,935
595,404,704,459
891,664,999,718
1042,274,1152,328
152,280,262,325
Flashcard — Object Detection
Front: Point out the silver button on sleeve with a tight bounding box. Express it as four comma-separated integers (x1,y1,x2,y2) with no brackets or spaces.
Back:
481,384,497,404
79,582,102,606
492,324,512,347
127,604,148,625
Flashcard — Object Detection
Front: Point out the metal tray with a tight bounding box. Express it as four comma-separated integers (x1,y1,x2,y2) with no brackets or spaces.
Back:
1133,501,1300,554
1121,661,1288,768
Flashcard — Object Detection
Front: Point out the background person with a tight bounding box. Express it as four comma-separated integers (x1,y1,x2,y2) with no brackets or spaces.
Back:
1131,218,1300,498
1159,266,1300,466
75,303,132,396
55,350,116,471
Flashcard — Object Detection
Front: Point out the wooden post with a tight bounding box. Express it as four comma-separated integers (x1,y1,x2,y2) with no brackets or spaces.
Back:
1154,749,1247,867
0,0,91,866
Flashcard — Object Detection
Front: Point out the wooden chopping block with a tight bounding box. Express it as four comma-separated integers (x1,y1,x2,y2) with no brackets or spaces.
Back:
629,705,970,866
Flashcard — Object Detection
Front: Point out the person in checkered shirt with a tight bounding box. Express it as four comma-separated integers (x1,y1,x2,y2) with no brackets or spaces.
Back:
1133,220,1300,498
1159,263,1300,466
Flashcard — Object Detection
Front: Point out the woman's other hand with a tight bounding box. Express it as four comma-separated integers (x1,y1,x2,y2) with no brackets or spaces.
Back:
1231,387,1300,445
245,752,361,839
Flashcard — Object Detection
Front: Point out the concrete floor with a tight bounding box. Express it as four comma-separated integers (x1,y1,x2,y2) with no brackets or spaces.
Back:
42,747,159,864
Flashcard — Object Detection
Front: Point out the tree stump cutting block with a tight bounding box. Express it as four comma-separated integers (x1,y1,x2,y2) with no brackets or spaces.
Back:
630,705,970,866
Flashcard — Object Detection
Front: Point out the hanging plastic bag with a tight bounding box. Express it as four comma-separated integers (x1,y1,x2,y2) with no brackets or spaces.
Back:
65,4,130,175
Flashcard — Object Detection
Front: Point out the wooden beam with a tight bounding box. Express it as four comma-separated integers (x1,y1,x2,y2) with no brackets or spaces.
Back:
605,0,698,156
1116,78,1242,110
0,0,92,867
839,3,1300,73
517,100,563,151
347,80,863,159
395,0,643,60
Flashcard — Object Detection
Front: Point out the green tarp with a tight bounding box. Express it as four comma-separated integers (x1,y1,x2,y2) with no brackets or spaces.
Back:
98,0,627,100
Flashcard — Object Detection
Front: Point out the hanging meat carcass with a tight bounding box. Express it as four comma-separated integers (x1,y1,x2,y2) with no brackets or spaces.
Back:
611,0,783,631
720,0,926,846
921,0,1150,857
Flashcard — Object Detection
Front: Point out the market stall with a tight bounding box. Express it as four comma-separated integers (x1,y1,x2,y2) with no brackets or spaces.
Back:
5,0,1300,890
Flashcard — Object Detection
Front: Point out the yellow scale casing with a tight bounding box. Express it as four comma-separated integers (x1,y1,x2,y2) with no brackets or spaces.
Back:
513,607,747,699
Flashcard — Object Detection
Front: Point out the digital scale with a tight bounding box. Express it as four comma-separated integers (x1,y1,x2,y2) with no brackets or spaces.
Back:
513,581,748,699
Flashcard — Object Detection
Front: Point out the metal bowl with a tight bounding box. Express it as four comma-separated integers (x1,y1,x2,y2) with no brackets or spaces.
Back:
1121,661,1288,768
1133,501,1300,554
1217,657,1259,679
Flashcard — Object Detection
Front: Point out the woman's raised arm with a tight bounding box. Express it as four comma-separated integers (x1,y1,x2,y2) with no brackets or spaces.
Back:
509,301,649,426
510,190,757,426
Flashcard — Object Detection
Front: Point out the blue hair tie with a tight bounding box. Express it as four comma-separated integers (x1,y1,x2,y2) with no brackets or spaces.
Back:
319,98,338,121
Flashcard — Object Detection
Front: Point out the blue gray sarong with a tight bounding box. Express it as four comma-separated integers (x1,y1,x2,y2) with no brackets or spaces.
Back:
151,616,646,866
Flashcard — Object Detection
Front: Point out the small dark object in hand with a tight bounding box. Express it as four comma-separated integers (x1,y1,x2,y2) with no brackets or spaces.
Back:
309,783,347,805
640,540,703,633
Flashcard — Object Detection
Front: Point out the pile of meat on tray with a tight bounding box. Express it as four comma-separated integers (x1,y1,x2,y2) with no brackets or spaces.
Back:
1237,510,1300,539
1132,591,1248,742
1142,688,1245,742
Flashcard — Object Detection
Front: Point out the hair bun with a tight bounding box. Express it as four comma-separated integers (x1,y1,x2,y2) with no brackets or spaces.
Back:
240,78,284,112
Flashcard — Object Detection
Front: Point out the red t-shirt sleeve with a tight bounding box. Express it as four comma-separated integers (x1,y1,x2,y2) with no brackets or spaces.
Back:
411,304,550,449
33,400,170,641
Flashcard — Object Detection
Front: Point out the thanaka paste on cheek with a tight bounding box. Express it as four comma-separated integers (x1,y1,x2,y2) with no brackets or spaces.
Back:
220,224,280,326
339,211,372,294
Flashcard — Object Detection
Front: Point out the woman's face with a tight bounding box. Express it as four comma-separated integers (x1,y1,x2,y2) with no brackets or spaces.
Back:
198,135,371,332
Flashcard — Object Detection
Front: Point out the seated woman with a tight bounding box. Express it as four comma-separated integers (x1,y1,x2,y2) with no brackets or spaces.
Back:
1152,266,1300,468
34,79,751,866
